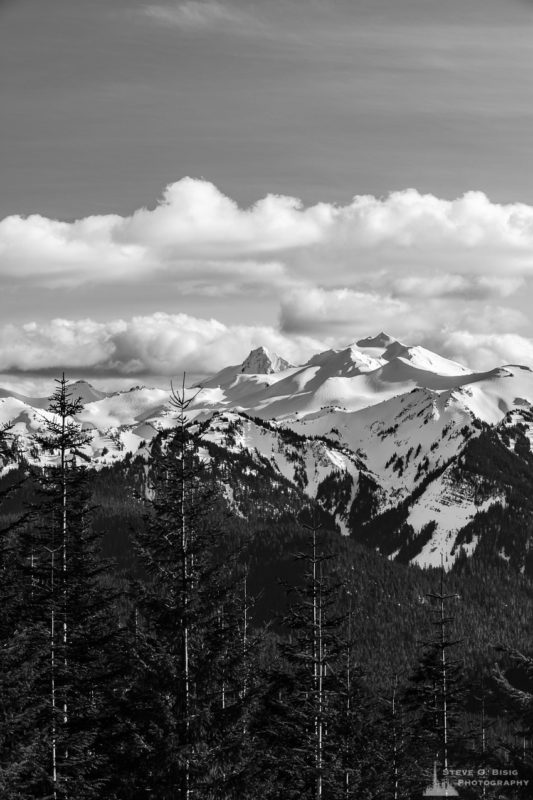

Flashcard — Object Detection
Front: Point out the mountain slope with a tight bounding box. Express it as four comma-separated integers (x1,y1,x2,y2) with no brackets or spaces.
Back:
2,335,533,572
190,336,531,421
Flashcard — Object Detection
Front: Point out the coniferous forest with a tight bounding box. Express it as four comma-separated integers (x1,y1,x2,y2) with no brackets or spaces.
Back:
2,377,533,799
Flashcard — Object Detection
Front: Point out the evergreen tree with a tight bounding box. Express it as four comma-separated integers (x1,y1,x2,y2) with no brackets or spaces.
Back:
329,640,387,799
493,649,533,797
131,379,252,799
374,677,411,800
0,421,50,798
404,563,466,795
24,375,122,798
253,516,362,799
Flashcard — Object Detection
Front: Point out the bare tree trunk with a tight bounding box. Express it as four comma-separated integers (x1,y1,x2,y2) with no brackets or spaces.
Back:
243,569,248,698
242,568,248,738
392,677,399,800
51,555,57,800
344,594,352,800
46,542,61,800
181,413,190,800
219,607,226,710
439,571,448,774
61,410,69,756
317,561,323,800
170,375,199,800
426,559,460,783
303,518,323,800
481,677,486,799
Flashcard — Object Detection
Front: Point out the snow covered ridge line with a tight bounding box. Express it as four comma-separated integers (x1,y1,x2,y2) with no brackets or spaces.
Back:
2,333,533,571
193,331,531,425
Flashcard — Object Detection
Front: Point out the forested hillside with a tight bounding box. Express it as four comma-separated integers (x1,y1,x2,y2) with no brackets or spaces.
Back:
2,378,533,798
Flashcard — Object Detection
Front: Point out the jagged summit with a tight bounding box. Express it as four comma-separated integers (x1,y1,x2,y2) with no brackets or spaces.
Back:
69,380,109,404
196,345,294,390
305,344,383,374
240,346,292,375
192,335,531,420
356,332,399,349
355,334,471,376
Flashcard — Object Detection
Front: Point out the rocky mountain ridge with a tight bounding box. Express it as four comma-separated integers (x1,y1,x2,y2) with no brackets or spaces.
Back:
2,334,533,571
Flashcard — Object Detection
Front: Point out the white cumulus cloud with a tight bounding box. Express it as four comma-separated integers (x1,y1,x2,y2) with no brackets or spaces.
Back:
443,331,533,371
2,179,533,378
2,179,533,291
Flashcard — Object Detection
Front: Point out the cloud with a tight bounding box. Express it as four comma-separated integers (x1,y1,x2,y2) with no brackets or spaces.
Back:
386,274,524,300
279,286,527,353
3,179,533,376
280,288,408,335
143,1,253,32
0,213,149,286
1,309,532,380
443,331,533,371
2,179,533,293
0,313,323,376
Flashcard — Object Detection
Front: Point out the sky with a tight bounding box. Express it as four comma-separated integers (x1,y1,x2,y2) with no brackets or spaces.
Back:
1,0,533,391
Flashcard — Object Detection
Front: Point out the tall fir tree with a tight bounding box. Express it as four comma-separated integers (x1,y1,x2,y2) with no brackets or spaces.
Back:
403,564,466,796
252,516,368,799
23,375,123,798
131,379,253,799
493,649,533,798
330,597,411,800
0,421,50,798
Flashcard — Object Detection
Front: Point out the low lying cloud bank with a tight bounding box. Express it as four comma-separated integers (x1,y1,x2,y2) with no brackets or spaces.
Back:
0,314,323,376
279,286,527,344
1,312,532,379
443,331,533,372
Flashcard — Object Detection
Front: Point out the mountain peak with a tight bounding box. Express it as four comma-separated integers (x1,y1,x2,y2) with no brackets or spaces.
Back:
240,346,292,375
69,380,108,403
356,332,398,349
72,379,95,388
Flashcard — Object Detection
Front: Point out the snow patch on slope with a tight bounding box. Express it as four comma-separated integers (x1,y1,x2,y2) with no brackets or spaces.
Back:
200,413,360,534
407,467,505,570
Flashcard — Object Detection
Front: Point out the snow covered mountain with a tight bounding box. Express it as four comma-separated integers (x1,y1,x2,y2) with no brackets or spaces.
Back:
2,334,533,572
192,333,505,420
239,346,293,375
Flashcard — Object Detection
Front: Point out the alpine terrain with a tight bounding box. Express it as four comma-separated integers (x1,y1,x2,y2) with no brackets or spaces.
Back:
2,333,533,573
